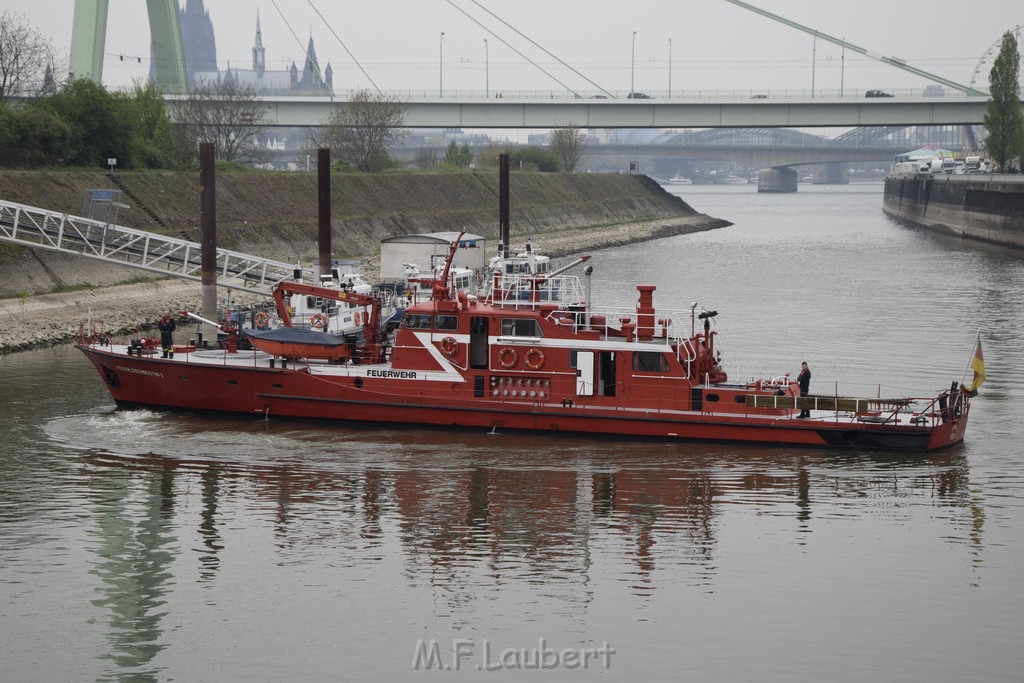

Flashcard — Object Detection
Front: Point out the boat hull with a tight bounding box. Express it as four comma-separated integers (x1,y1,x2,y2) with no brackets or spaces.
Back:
79,346,967,452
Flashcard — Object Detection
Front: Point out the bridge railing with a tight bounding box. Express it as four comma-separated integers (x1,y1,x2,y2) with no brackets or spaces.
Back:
157,86,978,104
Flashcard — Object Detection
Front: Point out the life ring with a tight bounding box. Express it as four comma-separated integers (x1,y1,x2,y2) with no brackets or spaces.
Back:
253,311,270,330
524,347,545,370
310,313,328,330
498,346,518,369
439,336,458,358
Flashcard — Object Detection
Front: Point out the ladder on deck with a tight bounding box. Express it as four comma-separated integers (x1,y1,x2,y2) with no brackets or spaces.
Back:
0,199,302,296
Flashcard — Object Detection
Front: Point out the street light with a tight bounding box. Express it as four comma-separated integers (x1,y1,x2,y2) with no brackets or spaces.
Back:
631,31,636,95
440,32,445,97
811,35,817,98
840,40,845,97
485,38,489,97
668,38,672,98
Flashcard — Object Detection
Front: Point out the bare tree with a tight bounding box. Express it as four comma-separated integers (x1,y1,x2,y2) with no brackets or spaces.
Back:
415,147,440,169
174,81,270,164
0,10,60,101
314,90,408,172
549,123,587,173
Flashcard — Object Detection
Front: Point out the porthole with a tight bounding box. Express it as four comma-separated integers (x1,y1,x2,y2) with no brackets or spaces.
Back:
705,393,720,402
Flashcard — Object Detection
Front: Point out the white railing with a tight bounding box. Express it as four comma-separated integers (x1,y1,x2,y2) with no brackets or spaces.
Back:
546,306,696,343
489,274,586,309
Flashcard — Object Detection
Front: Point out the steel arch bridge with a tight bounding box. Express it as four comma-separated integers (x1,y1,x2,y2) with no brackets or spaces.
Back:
666,128,829,147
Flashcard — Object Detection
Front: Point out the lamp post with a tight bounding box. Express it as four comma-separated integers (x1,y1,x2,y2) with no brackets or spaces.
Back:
630,31,636,95
840,40,845,97
668,38,672,98
811,35,816,98
439,32,445,97
485,38,489,97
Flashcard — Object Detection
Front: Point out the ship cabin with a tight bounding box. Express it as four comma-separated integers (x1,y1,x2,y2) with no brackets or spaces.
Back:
388,275,797,417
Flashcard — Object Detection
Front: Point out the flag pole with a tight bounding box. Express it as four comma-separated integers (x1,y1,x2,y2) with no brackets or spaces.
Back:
960,330,980,387
961,329,985,394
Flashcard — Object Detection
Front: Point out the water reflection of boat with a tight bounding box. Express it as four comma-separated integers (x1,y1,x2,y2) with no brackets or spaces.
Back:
76,431,976,602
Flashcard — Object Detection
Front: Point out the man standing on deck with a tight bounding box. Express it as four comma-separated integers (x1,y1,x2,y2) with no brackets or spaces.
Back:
797,361,811,418
158,310,176,359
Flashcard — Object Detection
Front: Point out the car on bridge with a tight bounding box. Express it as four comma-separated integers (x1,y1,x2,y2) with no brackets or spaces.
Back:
865,90,894,98
626,92,653,99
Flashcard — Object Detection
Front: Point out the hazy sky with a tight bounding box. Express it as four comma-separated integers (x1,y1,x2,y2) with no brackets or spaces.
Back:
8,0,1022,96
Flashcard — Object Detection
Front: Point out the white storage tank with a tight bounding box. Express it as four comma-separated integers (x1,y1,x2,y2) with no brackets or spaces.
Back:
380,232,487,283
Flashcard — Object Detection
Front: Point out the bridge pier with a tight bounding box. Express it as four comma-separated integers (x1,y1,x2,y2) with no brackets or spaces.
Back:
757,168,798,193
814,163,850,184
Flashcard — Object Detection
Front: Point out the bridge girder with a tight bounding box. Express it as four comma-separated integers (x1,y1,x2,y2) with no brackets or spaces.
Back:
171,97,994,129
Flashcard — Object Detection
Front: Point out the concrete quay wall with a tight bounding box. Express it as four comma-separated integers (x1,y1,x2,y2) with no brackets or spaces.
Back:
883,175,1024,249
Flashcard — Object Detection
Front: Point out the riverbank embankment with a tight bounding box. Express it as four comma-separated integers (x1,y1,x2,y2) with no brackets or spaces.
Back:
883,174,1024,249
0,170,730,353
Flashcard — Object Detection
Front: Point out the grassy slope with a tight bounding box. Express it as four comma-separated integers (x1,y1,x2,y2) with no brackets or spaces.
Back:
0,169,704,294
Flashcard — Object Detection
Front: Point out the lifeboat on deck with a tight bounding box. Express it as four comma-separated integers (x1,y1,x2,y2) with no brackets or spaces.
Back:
242,327,352,361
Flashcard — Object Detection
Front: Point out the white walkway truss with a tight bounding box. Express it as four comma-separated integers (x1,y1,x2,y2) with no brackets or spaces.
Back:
0,199,297,295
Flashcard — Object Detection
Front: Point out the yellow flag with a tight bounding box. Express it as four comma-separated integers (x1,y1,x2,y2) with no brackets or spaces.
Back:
963,334,986,393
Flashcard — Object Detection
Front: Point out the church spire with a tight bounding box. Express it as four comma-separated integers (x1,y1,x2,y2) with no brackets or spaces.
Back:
252,9,266,76
301,35,324,89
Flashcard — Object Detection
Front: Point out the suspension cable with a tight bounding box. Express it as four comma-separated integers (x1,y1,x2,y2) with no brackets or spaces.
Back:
306,0,383,94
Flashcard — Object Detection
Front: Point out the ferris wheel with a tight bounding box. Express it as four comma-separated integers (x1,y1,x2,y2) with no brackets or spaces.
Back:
968,24,1024,92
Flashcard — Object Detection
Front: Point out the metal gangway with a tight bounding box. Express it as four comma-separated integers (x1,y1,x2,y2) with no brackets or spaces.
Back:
0,199,302,296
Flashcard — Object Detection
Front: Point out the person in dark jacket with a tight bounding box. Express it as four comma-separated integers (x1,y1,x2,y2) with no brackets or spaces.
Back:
158,310,176,358
797,361,811,418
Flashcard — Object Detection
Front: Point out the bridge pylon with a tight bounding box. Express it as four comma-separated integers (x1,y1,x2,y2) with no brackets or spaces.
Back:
69,0,188,94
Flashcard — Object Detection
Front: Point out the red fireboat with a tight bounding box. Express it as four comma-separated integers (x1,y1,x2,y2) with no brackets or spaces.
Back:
77,232,973,452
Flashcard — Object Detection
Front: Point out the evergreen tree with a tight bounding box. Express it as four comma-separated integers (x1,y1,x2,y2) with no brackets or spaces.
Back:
442,140,473,167
983,31,1024,172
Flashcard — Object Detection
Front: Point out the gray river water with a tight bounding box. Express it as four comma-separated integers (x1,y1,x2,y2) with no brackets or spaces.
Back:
1,183,1022,681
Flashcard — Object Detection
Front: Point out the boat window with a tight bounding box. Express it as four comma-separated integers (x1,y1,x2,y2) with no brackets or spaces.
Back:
404,314,433,330
705,393,720,402
569,349,578,367
501,318,542,337
632,351,670,373
435,315,458,331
